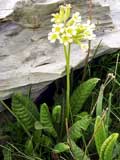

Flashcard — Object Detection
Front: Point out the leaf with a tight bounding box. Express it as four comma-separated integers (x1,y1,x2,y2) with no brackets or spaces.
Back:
94,116,107,155
53,143,70,153
34,121,49,130
96,84,105,116
40,135,52,147
25,138,33,155
70,140,90,160
12,93,39,133
71,78,100,115
52,105,61,124
70,115,92,141
100,133,119,160
3,145,12,160
74,112,89,122
40,103,57,138
33,130,42,144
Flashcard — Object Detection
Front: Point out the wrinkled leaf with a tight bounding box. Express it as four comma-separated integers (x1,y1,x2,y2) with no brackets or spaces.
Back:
53,143,70,153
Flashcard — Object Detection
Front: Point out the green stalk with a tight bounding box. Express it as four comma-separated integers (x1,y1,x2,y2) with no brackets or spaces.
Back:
64,44,71,120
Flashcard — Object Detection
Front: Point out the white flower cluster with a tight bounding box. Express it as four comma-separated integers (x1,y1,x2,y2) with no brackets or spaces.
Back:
48,4,96,48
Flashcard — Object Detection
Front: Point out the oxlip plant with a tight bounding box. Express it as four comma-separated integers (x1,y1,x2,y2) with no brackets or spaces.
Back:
0,3,119,160
48,4,96,121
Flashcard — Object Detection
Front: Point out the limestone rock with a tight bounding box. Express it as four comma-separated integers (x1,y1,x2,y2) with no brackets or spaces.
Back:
0,0,120,105
0,0,19,19
0,0,64,28
0,0,113,29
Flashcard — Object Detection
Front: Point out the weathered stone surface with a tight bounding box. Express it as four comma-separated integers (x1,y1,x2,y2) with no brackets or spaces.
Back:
0,0,120,105
0,0,19,19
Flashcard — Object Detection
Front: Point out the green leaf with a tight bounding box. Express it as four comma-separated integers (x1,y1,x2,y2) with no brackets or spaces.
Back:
3,145,12,160
71,78,100,115
40,103,57,138
94,116,107,155
70,115,92,141
34,121,44,130
33,130,42,144
25,138,33,155
71,140,90,160
34,121,49,130
12,93,39,132
74,112,89,122
100,133,119,160
53,143,70,153
52,105,61,124
40,135,52,147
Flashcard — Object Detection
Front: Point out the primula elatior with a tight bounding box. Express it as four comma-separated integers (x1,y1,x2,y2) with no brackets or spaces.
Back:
48,4,96,120
48,4,96,47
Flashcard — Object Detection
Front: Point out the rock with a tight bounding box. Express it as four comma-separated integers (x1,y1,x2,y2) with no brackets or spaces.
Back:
0,0,19,19
0,0,64,28
0,0,120,105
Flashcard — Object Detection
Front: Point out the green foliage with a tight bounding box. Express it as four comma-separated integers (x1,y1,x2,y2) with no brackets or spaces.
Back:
40,103,57,138
71,78,99,115
52,105,61,124
53,143,70,153
100,133,119,160
34,121,49,130
70,140,90,160
70,114,92,141
113,142,120,159
1,53,119,160
94,116,107,154
25,138,34,155
40,134,52,147
12,93,39,133
2,146,12,160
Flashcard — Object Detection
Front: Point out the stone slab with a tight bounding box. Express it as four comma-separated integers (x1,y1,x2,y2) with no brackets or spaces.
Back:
0,0,119,105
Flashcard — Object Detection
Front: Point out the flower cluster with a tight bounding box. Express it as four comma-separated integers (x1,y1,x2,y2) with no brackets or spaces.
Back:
48,4,96,47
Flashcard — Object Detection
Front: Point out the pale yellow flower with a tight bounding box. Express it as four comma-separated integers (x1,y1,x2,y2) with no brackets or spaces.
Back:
64,4,71,22
51,13,62,24
66,18,76,27
48,32,60,43
72,12,81,23
60,34,73,46
51,4,71,24
52,23,64,33
65,26,76,36
48,4,96,46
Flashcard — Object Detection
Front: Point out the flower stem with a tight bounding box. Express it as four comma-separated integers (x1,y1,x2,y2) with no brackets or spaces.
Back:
64,44,71,120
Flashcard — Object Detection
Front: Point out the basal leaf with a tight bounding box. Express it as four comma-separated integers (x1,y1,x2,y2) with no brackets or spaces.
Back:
52,105,61,124
71,78,100,115
40,103,57,138
70,140,90,160
100,133,119,160
12,93,39,133
3,145,12,160
53,143,70,153
70,115,92,141
94,116,107,155
25,138,33,155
